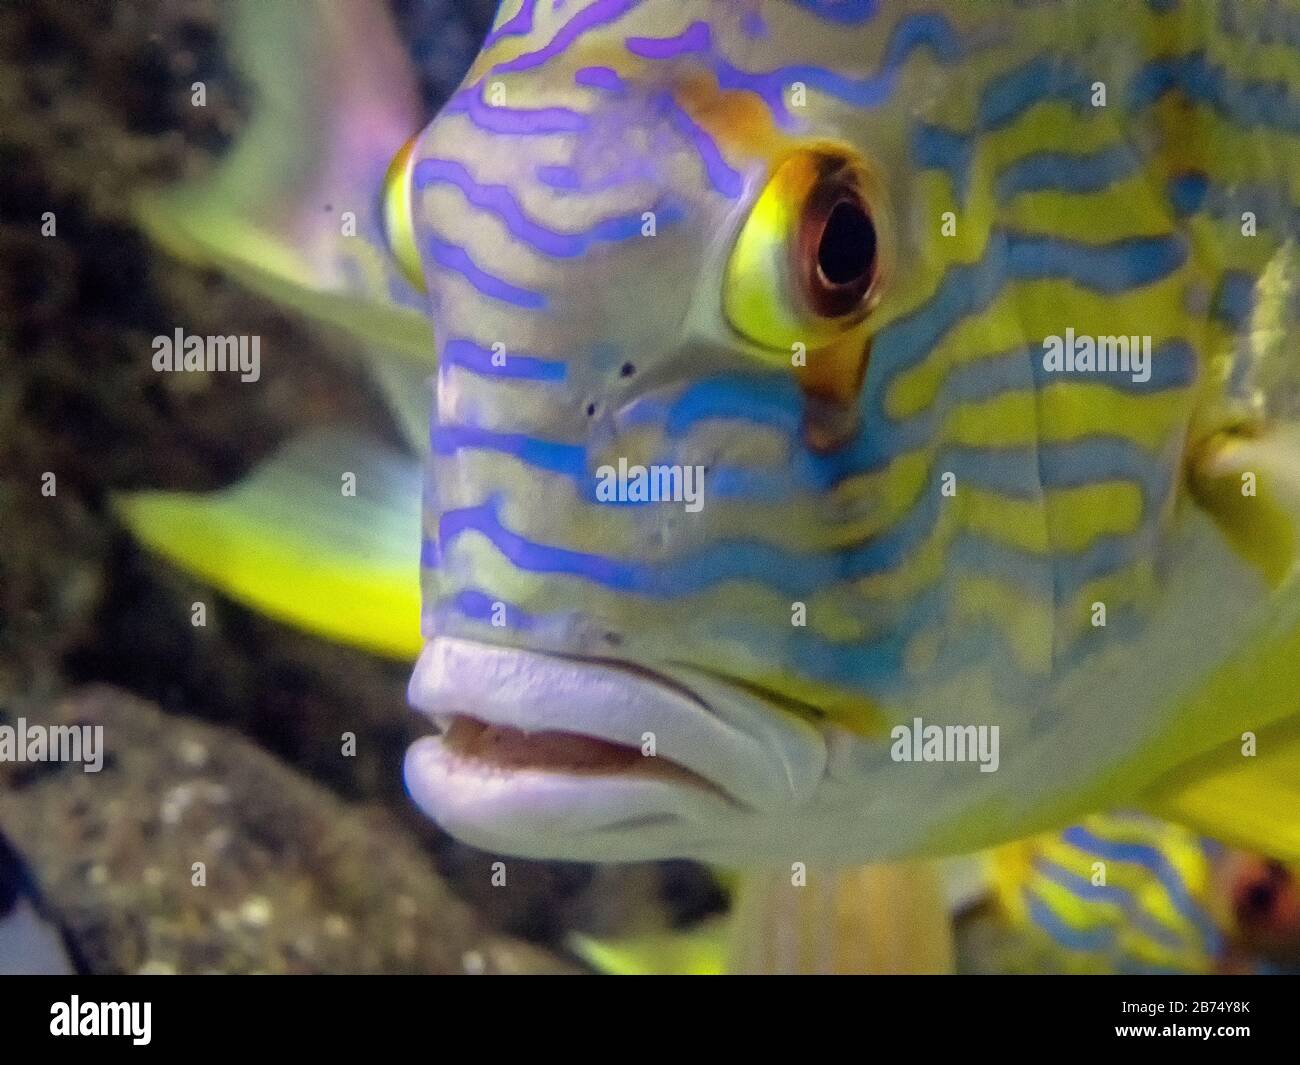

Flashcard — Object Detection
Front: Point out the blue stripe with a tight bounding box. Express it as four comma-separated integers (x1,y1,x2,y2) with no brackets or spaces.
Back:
448,588,537,631
911,123,975,200
1168,171,1211,216
1128,51,1300,135
708,14,962,124
435,432,1169,602
441,338,567,382
1034,858,1199,953
1212,270,1257,330
980,56,1090,129
1025,888,1115,953
995,144,1141,200
867,230,1186,410
416,158,682,258
443,82,589,135
426,237,548,309
790,0,879,24
433,424,584,477
658,92,744,198
1060,824,1223,949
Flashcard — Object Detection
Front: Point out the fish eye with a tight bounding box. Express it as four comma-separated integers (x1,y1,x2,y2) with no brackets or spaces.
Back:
1243,880,1277,921
804,189,878,318
1234,861,1290,926
723,147,887,357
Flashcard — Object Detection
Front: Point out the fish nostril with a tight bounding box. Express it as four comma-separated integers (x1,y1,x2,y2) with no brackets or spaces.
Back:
586,401,597,417
620,362,636,377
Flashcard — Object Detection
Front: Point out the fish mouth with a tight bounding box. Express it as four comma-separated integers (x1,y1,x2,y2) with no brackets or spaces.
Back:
404,637,828,861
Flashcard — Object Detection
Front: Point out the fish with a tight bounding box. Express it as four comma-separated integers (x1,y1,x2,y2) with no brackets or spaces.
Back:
977,812,1238,974
951,812,1300,974
125,0,1300,885
568,813,1300,974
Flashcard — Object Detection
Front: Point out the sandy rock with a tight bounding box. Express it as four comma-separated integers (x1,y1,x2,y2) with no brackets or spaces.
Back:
0,686,576,974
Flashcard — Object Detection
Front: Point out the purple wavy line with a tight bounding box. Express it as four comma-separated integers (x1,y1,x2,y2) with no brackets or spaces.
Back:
442,338,566,382
625,20,712,58
444,83,588,135
483,0,539,48
426,237,547,310
659,92,744,199
416,157,679,257
574,65,627,91
416,158,586,257
440,502,635,589
492,0,642,74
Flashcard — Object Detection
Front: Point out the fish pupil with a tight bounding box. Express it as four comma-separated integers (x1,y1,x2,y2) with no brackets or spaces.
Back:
817,199,876,288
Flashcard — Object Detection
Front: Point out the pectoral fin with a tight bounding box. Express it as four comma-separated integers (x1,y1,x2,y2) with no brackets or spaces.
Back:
1141,716,1300,861
1188,424,1300,587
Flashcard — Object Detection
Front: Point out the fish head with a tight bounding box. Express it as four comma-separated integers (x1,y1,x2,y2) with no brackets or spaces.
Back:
398,1,1278,865
401,1,921,865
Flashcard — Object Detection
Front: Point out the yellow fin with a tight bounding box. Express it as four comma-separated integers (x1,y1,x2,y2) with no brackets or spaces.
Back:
1141,715,1300,861
1189,425,1300,586
568,920,730,976
113,430,422,660
727,862,955,974
1135,417,1300,857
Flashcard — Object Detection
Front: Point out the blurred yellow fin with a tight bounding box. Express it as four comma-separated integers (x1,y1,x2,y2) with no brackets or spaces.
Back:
569,920,730,976
1189,425,1300,587
114,429,422,660
1142,717,1300,861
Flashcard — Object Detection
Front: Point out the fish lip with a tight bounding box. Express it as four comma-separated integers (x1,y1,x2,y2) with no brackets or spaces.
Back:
403,735,747,862
404,636,829,837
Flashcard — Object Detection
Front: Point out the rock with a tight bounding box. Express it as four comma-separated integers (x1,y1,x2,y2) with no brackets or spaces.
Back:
0,686,576,973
